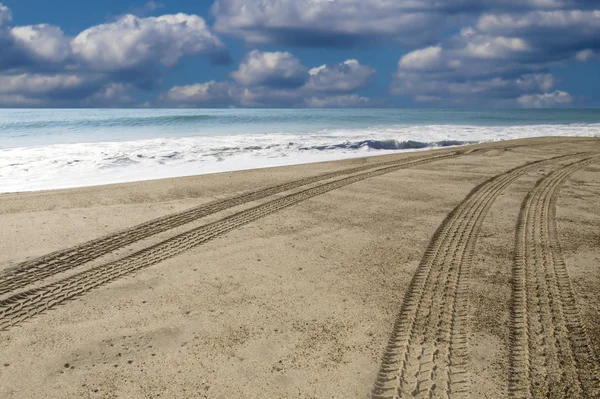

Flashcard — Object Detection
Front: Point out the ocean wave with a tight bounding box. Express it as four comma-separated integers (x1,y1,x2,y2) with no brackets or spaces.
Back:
2,108,600,147
1,120,599,193
0,114,219,130
300,139,475,151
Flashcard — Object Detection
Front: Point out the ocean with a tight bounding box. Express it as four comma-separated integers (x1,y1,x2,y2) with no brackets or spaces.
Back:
1,108,599,193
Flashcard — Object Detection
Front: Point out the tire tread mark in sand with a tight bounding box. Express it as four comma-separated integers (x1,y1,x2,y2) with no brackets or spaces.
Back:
0,152,462,330
0,141,559,296
0,152,459,297
509,157,600,399
371,152,590,399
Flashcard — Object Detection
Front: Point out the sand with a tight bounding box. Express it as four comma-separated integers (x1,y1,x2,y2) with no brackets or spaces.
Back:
0,136,599,398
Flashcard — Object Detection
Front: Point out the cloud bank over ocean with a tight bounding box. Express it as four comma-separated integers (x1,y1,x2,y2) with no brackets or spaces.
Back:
0,1,598,107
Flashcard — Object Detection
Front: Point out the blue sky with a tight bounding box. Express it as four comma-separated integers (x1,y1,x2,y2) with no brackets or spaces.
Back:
1,0,599,108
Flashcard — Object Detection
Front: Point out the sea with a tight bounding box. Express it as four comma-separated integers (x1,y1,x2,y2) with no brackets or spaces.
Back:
1,108,599,193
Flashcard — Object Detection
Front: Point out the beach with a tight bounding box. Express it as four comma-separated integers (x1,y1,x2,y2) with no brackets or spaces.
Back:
1,136,599,398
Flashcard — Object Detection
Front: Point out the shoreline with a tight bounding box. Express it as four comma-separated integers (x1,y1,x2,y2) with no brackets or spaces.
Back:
3,124,600,193
1,135,597,196
0,144,443,195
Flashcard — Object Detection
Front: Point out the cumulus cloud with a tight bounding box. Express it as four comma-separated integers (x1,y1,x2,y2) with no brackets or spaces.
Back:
305,60,375,93
0,73,94,96
11,25,71,64
398,46,444,70
156,51,377,107
1,1,597,108
212,0,454,47
474,10,600,59
0,3,10,28
157,81,236,107
85,83,136,106
392,8,599,105
0,73,137,107
304,94,372,108
211,0,595,48
230,50,308,88
576,49,594,61
0,3,228,106
517,90,573,107
72,13,228,71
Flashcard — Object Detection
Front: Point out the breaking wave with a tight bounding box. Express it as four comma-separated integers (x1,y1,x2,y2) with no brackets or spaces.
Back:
1,108,599,193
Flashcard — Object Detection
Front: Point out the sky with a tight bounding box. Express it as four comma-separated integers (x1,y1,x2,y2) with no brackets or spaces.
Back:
0,0,599,108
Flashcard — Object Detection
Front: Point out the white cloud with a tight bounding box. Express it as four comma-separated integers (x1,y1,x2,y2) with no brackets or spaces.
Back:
211,0,593,48
305,59,375,92
86,83,136,105
212,0,452,47
11,25,71,63
0,3,10,28
398,46,443,70
516,73,554,91
476,10,600,33
158,81,235,107
517,90,573,107
156,52,377,107
0,3,229,106
472,11,600,60
72,13,227,71
0,93,44,107
304,94,371,108
463,36,530,59
0,73,136,107
392,8,600,106
230,50,308,87
0,73,89,95
576,49,596,61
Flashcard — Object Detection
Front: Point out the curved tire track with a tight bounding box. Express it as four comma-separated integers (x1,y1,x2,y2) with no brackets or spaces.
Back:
371,153,590,399
0,152,464,330
509,157,600,399
0,140,569,297
0,151,459,297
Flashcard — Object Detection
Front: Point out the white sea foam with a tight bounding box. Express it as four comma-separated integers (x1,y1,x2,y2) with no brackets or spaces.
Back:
1,123,599,193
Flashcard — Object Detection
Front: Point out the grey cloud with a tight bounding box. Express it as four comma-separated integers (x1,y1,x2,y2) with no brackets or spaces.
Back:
474,10,600,57
211,0,595,48
212,0,454,47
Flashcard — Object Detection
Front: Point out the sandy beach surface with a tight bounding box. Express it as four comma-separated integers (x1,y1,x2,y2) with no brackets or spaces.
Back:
1,136,599,398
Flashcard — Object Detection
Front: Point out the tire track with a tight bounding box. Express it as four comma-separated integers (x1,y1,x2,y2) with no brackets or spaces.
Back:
509,157,600,399
371,153,590,399
0,151,464,331
0,140,564,296
0,151,458,298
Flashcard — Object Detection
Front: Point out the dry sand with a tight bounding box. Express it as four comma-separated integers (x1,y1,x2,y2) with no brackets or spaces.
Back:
0,137,599,398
